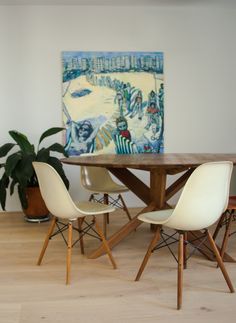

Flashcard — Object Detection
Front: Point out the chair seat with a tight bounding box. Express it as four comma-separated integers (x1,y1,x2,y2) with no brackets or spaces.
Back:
87,183,129,194
75,201,115,215
138,209,174,225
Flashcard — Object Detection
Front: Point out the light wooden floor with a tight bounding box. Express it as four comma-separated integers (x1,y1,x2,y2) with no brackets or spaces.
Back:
1,209,236,323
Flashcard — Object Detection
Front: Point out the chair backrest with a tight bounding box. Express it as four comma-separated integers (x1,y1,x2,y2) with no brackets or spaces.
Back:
79,153,117,192
33,162,80,220
81,165,117,192
166,161,233,231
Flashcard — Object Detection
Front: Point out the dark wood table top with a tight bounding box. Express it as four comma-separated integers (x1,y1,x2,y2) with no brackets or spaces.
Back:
62,153,236,170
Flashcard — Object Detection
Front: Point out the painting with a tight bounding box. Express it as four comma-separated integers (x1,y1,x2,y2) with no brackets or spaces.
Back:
62,51,164,155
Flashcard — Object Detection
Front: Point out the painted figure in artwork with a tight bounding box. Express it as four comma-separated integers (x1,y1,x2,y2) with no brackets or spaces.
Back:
148,90,157,107
114,88,124,117
112,116,137,154
145,102,160,130
144,123,162,153
158,83,164,116
113,116,131,141
65,119,98,155
130,90,143,120
123,83,132,115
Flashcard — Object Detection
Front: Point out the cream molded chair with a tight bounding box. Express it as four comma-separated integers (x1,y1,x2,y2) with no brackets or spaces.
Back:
135,161,234,310
33,162,117,285
80,154,132,236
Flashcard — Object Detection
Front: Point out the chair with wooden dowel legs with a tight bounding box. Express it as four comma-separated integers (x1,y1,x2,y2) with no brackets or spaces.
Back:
80,154,132,237
33,162,117,285
135,162,234,310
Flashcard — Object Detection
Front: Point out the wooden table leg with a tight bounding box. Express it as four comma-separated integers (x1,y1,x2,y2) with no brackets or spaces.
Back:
108,168,151,205
150,169,167,231
89,169,168,259
88,204,156,259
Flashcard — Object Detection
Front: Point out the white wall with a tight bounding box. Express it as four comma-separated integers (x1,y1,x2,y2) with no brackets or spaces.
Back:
0,3,236,211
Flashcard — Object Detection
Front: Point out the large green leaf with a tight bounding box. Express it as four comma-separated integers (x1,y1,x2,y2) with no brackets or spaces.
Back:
36,148,50,162
18,185,28,209
0,172,10,210
14,154,35,187
5,153,22,177
9,131,34,154
9,178,17,195
0,143,15,158
37,145,68,163
38,127,64,146
46,143,68,156
47,156,70,189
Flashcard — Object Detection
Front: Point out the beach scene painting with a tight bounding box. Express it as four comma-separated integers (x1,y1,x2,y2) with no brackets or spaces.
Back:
62,51,164,155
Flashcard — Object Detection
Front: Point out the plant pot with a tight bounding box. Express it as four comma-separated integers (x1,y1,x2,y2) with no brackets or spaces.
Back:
23,186,50,223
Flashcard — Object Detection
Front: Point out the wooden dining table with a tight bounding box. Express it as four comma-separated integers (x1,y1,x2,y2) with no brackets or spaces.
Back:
62,153,236,261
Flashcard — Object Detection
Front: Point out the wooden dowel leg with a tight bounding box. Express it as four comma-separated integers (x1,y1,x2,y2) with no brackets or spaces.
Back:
66,222,73,285
207,230,234,293
103,214,108,239
104,194,110,224
213,212,225,240
78,217,85,255
103,194,109,238
183,232,188,269
135,226,161,281
119,194,132,221
220,211,234,260
37,216,57,266
177,233,184,310
94,217,117,269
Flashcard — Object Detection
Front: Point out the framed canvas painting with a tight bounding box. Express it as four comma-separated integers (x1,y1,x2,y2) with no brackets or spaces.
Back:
62,51,164,155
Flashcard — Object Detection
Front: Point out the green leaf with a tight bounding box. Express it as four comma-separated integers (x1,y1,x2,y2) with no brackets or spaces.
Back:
0,172,10,210
18,185,28,209
9,131,34,154
38,127,64,145
14,154,35,187
47,157,70,189
47,143,68,156
0,183,7,210
5,153,22,176
36,148,50,162
0,143,15,158
9,178,17,195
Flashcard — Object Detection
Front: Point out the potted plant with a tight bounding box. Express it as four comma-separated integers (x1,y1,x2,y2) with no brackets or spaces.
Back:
0,127,69,222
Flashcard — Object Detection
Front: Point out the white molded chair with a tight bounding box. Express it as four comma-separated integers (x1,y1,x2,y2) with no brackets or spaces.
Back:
33,162,117,285
80,154,132,236
135,161,234,310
